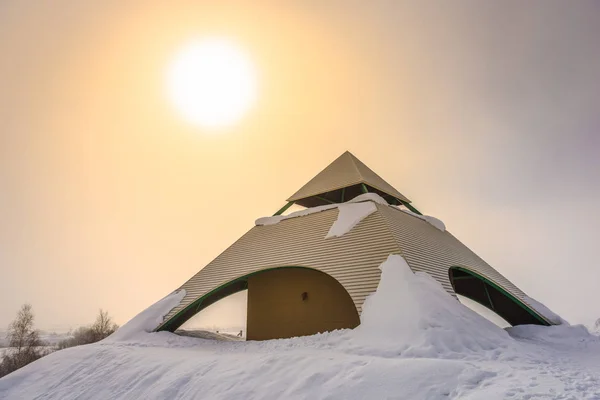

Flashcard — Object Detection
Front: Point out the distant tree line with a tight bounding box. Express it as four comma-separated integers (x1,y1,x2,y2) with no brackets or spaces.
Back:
0,304,118,378
55,310,118,350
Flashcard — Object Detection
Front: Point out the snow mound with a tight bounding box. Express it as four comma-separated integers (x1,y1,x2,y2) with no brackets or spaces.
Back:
523,295,568,325
352,254,513,358
325,201,376,238
3,255,600,399
107,290,186,342
508,324,600,345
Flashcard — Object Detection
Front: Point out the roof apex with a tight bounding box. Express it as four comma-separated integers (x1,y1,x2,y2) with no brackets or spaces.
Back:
287,151,411,204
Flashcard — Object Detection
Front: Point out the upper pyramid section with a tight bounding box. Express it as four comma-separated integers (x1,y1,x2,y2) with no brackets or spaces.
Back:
287,151,411,208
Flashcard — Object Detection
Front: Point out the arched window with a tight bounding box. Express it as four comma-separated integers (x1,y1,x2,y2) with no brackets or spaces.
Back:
449,266,549,326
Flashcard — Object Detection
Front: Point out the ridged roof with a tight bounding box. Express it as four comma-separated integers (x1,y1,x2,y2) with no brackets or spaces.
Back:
157,201,552,330
287,151,411,203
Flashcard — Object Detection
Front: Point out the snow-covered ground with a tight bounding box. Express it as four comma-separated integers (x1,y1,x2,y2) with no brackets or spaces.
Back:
0,331,71,358
0,331,71,348
1,255,599,399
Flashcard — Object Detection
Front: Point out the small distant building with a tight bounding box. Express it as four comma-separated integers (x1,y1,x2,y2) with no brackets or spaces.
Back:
156,151,555,340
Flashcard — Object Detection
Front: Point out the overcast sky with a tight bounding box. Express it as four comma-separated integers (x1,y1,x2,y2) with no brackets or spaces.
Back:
1,1,599,330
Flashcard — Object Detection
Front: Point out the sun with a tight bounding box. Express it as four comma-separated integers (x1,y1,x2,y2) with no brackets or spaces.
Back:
167,38,257,129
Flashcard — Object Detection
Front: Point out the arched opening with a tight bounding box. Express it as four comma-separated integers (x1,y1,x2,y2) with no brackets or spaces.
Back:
449,266,550,326
158,275,250,333
246,267,360,340
177,290,248,340
456,295,510,328
157,267,360,340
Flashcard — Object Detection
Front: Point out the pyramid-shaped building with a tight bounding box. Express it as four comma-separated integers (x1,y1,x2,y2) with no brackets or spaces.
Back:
156,151,555,340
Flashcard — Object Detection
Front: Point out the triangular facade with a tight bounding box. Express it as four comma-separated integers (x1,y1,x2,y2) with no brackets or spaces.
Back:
287,151,411,208
154,152,557,340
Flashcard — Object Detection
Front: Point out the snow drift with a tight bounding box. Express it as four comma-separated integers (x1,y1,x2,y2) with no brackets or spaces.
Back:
523,295,569,326
106,289,186,342
2,255,600,399
352,255,513,358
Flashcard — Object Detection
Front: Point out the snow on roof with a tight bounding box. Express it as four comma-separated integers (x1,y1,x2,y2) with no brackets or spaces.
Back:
523,296,568,326
395,205,446,232
4,254,600,399
255,203,339,226
257,193,446,239
256,193,387,239
325,201,377,238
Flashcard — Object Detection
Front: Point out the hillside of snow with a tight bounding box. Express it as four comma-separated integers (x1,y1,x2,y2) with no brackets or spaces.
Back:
1,255,600,399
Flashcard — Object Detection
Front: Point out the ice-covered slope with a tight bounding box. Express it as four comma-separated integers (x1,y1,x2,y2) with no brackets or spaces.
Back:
1,255,599,400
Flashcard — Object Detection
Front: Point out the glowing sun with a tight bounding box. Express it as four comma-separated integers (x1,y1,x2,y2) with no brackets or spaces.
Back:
167,38,257,128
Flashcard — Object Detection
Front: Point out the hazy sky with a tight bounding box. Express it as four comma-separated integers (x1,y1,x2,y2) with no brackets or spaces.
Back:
1,1,599,331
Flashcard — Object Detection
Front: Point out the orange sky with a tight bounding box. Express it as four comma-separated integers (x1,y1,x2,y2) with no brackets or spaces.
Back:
1,1,599,330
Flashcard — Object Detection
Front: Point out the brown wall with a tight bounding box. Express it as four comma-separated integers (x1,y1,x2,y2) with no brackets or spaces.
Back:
246,268,360,340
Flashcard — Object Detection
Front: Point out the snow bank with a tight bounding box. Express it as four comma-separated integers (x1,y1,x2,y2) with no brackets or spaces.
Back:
523,295,569,325
507,324,599,345
3,255,600,399
353,254,512,358
325,201,376,238
107,290,186,342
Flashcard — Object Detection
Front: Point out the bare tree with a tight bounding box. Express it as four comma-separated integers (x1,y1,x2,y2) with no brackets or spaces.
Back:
56,309,119,350
91,309,118,342
0,304,47,378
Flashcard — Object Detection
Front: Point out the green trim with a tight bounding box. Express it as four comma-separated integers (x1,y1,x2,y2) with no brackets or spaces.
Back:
450,266,550,326
341,187,346,202
400,200,422,216
159,278,249,332
483,281,495,311
316,195,336,204
273,202,294,216
360,183,368,194
451,276,476,281
156,266,346,332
